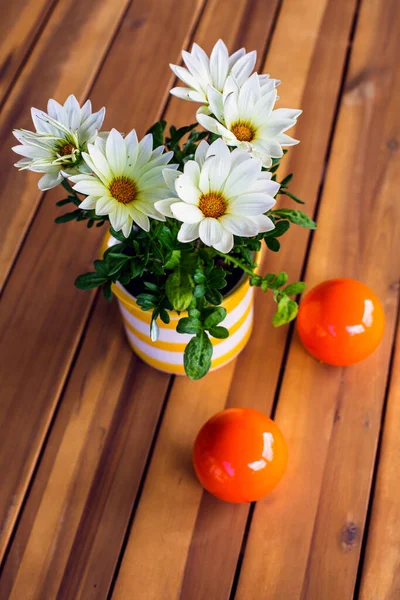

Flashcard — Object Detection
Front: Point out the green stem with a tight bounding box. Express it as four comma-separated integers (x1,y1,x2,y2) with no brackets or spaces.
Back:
214,251,255,277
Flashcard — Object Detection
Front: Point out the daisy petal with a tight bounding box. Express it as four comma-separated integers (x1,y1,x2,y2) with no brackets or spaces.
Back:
194,140,209,167
171,202,203,223
122,217,133,238
154,198,178,218
163,168,180,191
199,217,225,247
250,214,275,233
231,50,256,85
128,206,150,231
219,214,259,236
229,193,274,215
223,156,262,196
175,174,201,204
207,86,224,121
72,178,107,196
213,230,234,253
79,195,98,210
170,87,200,102
109,203,128,231
38,171,62,190
177,222,200,243
209,40,229,91
106,128,127,175
96,195,116,215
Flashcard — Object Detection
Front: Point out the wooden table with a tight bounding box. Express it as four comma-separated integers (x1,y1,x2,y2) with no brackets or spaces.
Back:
0,0,399,598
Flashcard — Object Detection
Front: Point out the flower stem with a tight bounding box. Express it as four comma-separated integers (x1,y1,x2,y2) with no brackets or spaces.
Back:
214,251,255,276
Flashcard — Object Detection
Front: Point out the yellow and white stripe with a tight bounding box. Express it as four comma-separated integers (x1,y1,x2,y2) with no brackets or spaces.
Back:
102,234,259,375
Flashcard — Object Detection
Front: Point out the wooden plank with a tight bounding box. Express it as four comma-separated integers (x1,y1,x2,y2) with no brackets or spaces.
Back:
0,298,170,600
112,0,360,598
236,0,400,597
0,0,57,105
0,2,272,594
358,327,400,600
0,0,205,567
0,0,131,290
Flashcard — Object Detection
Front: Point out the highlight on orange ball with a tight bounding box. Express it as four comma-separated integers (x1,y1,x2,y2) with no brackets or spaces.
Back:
297,278,385,366
193,408,288,504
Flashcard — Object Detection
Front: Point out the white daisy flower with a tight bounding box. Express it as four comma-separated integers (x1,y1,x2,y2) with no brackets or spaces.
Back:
12,94,105,190
155,138,279,254
69,128,175,237
196,73,302,167
170,39,279,105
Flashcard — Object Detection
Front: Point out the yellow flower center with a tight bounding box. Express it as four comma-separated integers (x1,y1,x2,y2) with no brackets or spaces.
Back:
231,122,255,142
59,142,76,157
199,192,226,219
109,176,137,204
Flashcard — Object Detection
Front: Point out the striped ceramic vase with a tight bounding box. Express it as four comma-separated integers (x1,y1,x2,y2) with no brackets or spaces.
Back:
103,235,259,375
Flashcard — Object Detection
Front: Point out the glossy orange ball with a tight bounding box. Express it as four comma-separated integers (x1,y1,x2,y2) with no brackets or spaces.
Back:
297,278,385,366
193,408,288,503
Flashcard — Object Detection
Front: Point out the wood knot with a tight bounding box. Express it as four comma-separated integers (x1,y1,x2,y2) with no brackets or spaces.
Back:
387,138,399,152
340,522,359,552
390,280,400,292
334,409,341,424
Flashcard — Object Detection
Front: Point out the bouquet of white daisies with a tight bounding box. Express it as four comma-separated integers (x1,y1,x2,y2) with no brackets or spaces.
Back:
12,40,315,379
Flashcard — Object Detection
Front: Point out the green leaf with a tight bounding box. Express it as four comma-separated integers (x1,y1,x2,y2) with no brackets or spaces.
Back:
54,210,81,223
265,220,290,238
94,260,109,277
284,282,307,296
265,237,281,252
274,272,288,288
208,326,229,339
250,274,262,287
103,280,113,302
146,120,167,148
56,198,73,207
75,272,107,290
180,252,199,272
164,250,181,270
188,307,201,319
177,317,202,334
194,284,206,298
194,272,206,284
203,307,227,329
280,173,293,187
271,209,316,229
61,178,75,195
165,268,194,311
109,227,127,242
205,289,223,306
279,190,305,204
144,281,159,292
208,268,227,289
107,257,130,276
184,331,213,380
272,295,299,326
160,308,170,324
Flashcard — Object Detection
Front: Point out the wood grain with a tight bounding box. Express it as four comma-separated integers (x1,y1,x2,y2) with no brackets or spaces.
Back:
236,0,400,597
112,0,360,597
358,327,400,600
0,0,131,290
0,298,169,600
0,0,57,105
180,0,360,596
0,0,204,568
0,1,276,596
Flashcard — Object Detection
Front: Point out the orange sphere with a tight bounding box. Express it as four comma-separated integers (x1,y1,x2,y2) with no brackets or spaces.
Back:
193,408,288,503
297,278,385,366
